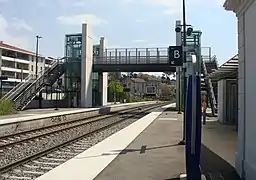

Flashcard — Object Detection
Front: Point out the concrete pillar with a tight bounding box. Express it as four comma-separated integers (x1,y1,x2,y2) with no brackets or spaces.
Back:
176,20,182,110
99,37,108,106
81,23,93,107
99,72,108,106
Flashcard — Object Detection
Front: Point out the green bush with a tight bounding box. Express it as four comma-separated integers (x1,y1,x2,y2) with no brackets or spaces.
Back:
0,100,17,116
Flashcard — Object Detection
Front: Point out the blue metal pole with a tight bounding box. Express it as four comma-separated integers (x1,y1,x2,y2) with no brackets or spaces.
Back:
185,72,202,179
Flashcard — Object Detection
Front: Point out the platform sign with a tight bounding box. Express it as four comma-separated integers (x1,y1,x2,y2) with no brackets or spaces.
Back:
168,46,183,66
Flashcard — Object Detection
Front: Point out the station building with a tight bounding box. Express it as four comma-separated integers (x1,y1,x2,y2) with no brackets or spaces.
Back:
222,0,256,179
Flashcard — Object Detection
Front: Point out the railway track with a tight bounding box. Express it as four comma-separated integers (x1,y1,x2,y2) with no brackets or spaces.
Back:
0,103,166,180
0,105,147,148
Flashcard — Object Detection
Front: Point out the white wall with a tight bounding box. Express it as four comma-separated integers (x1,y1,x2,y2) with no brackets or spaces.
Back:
236,0,256,179
29,55,45,76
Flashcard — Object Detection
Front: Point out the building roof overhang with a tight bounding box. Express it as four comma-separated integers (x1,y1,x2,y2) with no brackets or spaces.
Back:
207,54,238,80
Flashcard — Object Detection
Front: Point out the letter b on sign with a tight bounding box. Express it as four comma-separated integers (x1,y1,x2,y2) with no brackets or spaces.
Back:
174,50,180,59
168,46,183,66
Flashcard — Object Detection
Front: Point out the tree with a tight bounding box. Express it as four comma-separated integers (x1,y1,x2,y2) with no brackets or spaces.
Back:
108,72,122,81
129,72,138,78
108,80,124,93
159,83,176,100
138,73,155,80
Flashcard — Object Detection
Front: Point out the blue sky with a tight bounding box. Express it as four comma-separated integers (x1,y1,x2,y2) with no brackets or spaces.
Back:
0,0,237,66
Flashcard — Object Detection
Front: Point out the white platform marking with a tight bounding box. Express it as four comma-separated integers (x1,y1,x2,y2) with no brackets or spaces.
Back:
159,118,178,121
36,103,175,180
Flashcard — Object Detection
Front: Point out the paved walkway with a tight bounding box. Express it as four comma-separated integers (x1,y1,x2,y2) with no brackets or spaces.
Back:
201,120,241,179
93,110,241,180
94,110,186,180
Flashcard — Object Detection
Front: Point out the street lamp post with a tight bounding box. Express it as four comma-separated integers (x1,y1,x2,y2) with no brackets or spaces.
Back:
35,35,42,108
181,0,187,146
35,35,42,79
176,0,188,145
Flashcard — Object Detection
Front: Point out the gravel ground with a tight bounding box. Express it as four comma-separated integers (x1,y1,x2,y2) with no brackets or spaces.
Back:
0,115,111,146
0,115,122,167
0,112,145,180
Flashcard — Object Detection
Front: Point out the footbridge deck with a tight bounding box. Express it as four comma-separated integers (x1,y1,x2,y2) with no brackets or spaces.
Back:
93,47,177,72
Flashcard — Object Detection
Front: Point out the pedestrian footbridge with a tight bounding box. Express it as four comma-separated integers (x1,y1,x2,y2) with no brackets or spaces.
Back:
93,47,177,72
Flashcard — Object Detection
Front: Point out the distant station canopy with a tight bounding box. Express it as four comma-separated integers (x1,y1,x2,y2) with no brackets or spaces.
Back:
207,54,238,80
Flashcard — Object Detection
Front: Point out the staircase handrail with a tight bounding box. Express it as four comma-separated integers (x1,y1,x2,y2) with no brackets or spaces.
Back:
203,61,217,111
14,61,59,102
1,74,34,101
14,61,62,110
208,78,217,108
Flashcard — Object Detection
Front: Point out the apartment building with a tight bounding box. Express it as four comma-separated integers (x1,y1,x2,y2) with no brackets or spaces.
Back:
0,41,53,94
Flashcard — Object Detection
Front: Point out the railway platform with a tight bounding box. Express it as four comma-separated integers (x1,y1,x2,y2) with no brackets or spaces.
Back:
35,103,239,180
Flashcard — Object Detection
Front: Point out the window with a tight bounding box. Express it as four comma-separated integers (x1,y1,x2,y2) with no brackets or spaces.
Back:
1,71,15,78
40,67,43,71
16,52,29,60
2,49,17,58
2,60,15,68
17,63,29,70
31,65,34,71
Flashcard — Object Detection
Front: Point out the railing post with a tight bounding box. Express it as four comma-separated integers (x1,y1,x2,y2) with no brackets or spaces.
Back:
157,48,160,63
138,51,140,64
146,48,149,64
125,49,128,64
128,51,131,64
136,48,138,64
119,51,122,64
109,52,112,64
105,48,108,64
115,49,118,64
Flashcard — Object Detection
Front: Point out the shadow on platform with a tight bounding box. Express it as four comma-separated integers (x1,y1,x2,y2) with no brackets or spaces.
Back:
74,143,181,160
115,143,180,155
200,144,241,180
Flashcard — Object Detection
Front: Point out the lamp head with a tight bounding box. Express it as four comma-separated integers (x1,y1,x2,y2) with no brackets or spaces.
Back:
175,26,182,33
187,27,193,36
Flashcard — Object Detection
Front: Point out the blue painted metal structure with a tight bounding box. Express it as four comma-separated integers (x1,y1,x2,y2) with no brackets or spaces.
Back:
185,74,202,180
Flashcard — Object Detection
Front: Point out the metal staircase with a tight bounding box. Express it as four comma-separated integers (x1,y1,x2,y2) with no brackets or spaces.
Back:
1,74,35,101
202,56,218,115
3,61,65,110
